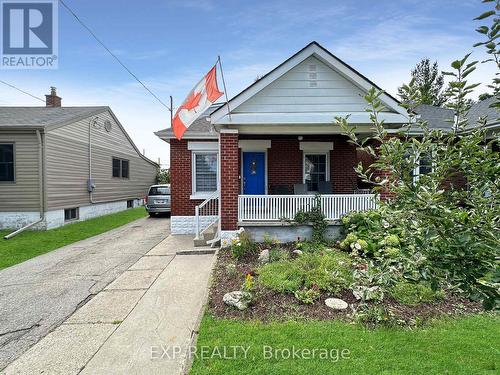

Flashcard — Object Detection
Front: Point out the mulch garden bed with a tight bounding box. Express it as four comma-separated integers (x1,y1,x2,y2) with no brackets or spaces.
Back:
207,246,482,325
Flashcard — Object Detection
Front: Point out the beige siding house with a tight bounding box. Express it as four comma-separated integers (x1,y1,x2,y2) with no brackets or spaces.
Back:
0,89,158,230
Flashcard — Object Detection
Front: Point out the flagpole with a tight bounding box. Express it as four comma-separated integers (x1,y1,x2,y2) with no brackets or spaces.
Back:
169,95,173,127
217,55,231,122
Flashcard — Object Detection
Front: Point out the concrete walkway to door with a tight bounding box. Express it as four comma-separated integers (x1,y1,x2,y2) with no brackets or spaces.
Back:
3,235,217,375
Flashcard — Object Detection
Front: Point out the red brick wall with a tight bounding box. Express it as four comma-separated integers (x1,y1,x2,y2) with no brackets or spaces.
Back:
171,135,361,223
267,138,302,193
220,132,239,230
169,139,204,216
249,135,358,194
331,137,358,193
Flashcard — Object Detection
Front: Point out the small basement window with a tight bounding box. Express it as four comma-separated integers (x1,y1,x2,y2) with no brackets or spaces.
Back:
112,157,129,178
0,143,14,182
127,199,134,208
64,207,79,221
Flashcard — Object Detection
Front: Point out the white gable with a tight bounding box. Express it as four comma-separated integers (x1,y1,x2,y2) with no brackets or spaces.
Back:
235,56,377,114
211,42,408,127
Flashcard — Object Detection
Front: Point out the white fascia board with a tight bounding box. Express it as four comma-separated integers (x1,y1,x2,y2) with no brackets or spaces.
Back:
188,141,219,151
300,142,333,152
214,112,407,125
239,140,271,151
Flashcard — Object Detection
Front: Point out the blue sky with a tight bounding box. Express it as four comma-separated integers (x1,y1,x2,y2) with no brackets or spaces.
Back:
0,0,496,165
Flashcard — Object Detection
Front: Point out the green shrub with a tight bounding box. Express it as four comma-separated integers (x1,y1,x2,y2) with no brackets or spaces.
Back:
294,286,321,304
269,247,289,262
287,195,328,243
295,240,327,253
229,231,257,260
258,251,353,294
257,260,303,292
390,281,444,306
353,304,398,328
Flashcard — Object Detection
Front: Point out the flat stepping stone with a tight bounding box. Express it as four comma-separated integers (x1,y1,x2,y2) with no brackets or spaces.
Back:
325,298,348,310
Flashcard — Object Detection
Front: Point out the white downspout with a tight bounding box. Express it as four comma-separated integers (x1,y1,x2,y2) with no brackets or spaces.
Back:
4,130,45,239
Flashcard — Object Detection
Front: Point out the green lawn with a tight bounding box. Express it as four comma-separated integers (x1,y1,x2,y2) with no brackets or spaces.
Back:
190,314,500,375
0,207,147,270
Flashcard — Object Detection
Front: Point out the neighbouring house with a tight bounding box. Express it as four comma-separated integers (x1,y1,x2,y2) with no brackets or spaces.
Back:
155,41,499,245
466,96,500,142
0,88,158,231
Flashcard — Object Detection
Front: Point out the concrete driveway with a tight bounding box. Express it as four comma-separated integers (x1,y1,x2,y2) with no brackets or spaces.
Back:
0,216,170,370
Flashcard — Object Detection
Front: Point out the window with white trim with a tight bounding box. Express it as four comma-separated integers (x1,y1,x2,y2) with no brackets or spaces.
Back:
412,153,433,182
304,153,328,192
192,152,218,195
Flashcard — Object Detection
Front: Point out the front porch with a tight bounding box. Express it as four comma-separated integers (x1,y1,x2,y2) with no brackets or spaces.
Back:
211,130,381,242
237,193,377,223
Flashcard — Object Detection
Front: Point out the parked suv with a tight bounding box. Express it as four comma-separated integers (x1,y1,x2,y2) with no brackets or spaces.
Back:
145,184,171,216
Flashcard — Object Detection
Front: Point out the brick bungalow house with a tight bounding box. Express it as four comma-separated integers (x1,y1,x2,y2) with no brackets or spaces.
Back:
155,41,497,245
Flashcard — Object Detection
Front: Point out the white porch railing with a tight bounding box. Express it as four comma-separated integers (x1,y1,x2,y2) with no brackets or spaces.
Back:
195,190,219,239
238,194,377,222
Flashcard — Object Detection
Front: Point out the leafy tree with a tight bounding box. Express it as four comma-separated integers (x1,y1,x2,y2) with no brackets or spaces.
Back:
156,168,170,184
339,55,499,309
474,0,500,101
398,58,446,106
478,92,493,101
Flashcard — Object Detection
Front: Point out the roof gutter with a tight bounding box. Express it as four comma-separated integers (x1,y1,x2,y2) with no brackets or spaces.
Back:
4,129,45,239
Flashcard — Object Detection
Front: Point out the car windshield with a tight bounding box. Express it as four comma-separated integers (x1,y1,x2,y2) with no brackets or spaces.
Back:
149,186,170,195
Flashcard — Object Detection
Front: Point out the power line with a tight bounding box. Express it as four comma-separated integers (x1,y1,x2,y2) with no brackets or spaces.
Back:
59,0,171,112
0,79,45,103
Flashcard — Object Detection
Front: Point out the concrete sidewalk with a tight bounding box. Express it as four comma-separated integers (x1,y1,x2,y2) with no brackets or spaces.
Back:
3,235,217,375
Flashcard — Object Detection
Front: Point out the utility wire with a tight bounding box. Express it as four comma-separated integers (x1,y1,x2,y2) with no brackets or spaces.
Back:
59,0,171,111
0,79,45,103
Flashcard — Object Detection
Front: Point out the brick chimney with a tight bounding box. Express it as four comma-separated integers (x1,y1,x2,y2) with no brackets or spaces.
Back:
45,86,61,107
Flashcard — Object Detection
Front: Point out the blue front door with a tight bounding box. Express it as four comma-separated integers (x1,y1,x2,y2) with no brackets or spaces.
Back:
243,152,265,194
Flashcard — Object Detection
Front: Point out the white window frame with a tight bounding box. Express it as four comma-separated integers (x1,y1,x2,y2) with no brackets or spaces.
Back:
191,150,219,200
303,152,330,192
413,152,434,183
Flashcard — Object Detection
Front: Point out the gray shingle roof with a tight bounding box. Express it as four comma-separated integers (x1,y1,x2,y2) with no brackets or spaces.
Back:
466,97,499,127
0,106,108,128
415,104,454,129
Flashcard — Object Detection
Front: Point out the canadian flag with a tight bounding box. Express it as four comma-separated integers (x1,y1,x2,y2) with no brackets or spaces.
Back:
172,65,224,140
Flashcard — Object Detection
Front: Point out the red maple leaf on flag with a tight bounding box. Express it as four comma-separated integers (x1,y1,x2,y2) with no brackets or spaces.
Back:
182,91,202,111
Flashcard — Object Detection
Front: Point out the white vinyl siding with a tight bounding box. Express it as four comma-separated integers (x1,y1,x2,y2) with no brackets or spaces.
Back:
235,56,387,114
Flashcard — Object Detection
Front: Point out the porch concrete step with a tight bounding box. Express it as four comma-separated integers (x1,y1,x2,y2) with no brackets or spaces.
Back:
194,238,209,247
202,230,216,242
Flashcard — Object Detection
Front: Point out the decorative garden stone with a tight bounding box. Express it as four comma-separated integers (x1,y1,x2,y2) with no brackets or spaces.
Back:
292,250,303,256
223,291,252,310
324,298,348,310
258,249,270,263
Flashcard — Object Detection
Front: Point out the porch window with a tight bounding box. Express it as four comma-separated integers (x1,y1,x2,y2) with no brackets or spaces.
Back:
304,153,328,192
193,152,218,195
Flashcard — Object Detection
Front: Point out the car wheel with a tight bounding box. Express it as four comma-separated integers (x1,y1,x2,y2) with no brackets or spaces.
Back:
149,212,156,217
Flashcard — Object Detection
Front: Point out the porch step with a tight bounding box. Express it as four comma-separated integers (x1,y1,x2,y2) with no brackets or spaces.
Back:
194,238,209,247
194,220,219,247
